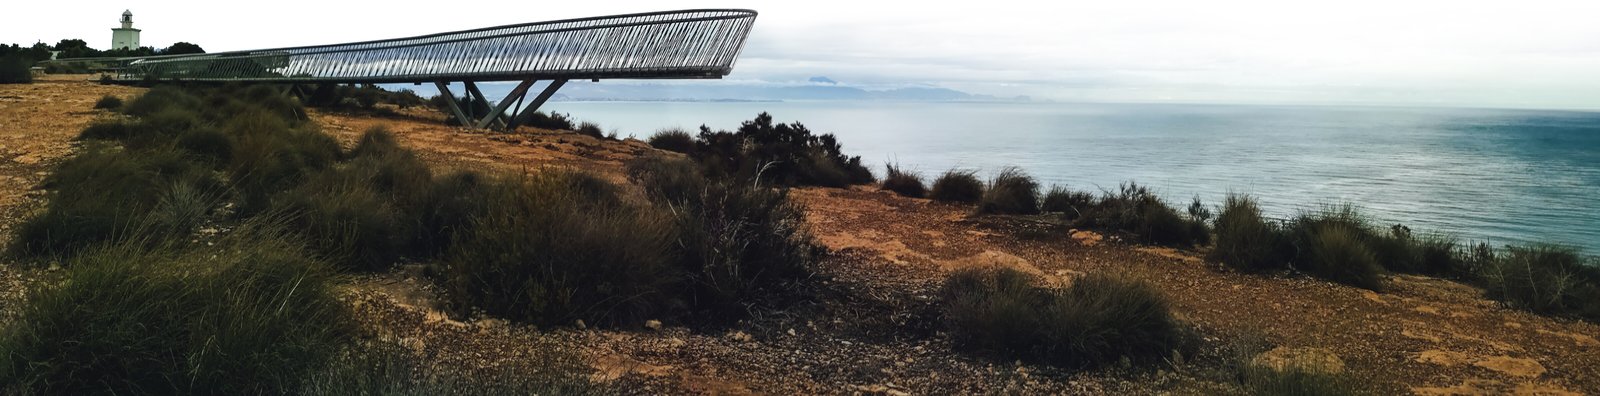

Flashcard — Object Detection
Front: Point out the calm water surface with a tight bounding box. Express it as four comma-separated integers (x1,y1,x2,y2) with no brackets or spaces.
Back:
536,101,1600,253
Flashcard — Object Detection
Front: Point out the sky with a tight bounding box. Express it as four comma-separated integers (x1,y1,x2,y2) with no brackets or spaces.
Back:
4,1,1599,109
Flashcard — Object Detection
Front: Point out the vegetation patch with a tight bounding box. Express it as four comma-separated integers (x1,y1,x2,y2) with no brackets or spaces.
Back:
976,167,1040,215
1476,245,1600,320
1209,194,1293,272
690,112,873,187
940,267,1183,368
648,128,696,153
1041,185,1094,218
93,95,123,110
881,163,927,198
0,54,31,84
0,226,349,394
1073,182,1209,246
930,169,984,203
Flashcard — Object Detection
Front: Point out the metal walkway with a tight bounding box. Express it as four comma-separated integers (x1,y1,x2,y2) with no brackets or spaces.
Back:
88,9,759,130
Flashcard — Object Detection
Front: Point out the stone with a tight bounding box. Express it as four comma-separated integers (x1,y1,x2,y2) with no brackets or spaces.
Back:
644,319,663,330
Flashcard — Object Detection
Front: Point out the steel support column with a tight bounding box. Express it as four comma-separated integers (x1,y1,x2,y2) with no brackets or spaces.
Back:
433,81,471,127
477,79,538,130
506,79,568,131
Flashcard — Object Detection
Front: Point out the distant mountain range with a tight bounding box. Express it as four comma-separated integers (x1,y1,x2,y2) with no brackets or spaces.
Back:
544,77,1029,102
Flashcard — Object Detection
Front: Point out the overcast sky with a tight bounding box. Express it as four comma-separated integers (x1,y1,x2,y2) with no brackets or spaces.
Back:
5,1,1598,109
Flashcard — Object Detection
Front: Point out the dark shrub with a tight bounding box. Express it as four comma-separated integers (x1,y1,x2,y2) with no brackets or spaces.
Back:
648,128,695,153
1301,224,1385,290
122,85,202,117
630,158,821,321
176,127,235,165
930,169,984,203
77,121,139,141
941,268,1183,368
576,121,605,139
1415,234,1464,276
226,109,342,214
93,95,123,110
521,111,576,131
881,163,927,198
10,144,218,258
0,55,31,84
1041,185,1094,217
0,227,350,394
1478,245,1600,320
274,128,433,271
443,170,678,327
414,170,492,257
976,167,1040,215
1076,182,1209,246
1209,194,1293,272
691,113,873,187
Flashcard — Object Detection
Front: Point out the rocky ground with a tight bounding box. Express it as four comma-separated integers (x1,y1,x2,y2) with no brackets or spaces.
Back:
2,77,1596,395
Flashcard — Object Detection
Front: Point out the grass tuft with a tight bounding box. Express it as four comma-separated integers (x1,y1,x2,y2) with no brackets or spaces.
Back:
930,169,984,203
93,95,123,110
881,163,927,198
977,167,1040,215
648,128,695,153
1209,194,1293,272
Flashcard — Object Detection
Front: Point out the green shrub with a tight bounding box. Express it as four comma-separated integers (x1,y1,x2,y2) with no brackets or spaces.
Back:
627,155,708,203
273,128,432,271
941,268,1182,368
1301,224,1386,290
691,113,873,187
0,55,32,84
977,167,1040,215
1478,245,1600,320
176,127,235,165
226,110,342,214
93,95,123,110
648,128,695,153
414,170,493,257
1041,185,1094,217
77,120,140,141
520,111,576,131
122,85,203,117
1209,194,1293,272
1415,234,1464,277
930,169,984,203
1075,182,1209,246
442,170,678,327
0,226,350,394
881,163,927,198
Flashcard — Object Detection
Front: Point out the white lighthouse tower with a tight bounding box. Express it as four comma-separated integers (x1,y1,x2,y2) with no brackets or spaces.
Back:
111,10,141,50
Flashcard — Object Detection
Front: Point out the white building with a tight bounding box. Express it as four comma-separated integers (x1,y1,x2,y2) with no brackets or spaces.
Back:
111,10,141,50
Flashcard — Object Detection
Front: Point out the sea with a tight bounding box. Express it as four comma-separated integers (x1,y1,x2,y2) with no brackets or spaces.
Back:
530,100,1599,254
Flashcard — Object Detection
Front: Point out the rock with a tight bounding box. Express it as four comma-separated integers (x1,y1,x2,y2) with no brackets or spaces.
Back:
787,328,798,336
727,331,753,342
575,319,587,330
1252,346,1345,374
644,319,663,331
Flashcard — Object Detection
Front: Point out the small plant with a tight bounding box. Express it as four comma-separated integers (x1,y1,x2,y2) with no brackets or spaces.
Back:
647,128,695,153
941,268,1183,368
881,163,927,198
1073,182,1209,246
1209,194,1292,272
690,113,873,187
1301,223,1386,290
930,169,984,203
93,95,123,110
977,167,1040,215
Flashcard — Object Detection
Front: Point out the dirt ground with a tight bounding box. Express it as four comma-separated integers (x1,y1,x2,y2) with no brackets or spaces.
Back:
2,77,1596,395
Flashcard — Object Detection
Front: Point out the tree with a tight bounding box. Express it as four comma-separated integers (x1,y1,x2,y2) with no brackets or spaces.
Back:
161,42,205,55
53,39,100,58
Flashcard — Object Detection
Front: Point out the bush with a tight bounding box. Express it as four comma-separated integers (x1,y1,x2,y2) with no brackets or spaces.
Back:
0,226,350,394
442,170,678,327
648,128,695,153
930,169,984,203
691,113,873,187
0,55,31,84
976,167,1040,215
1300,223,1386,290
941,268,1183,368
122,86,203,117
630,157,821,321
1041,185,1094,217
1478,245,1600,320
881,163,926,198
1076,182,1209,246
1209,194,1293,272
273,128,433,271
93,95,123,110
520,111,576,131
226,110,342,214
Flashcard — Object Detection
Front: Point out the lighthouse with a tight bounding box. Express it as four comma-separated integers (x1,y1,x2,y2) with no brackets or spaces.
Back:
111,10,141,50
